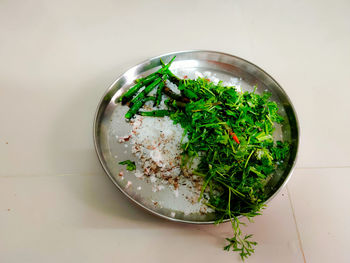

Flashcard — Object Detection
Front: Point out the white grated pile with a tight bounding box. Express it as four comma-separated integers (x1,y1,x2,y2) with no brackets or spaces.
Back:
130,115,186,188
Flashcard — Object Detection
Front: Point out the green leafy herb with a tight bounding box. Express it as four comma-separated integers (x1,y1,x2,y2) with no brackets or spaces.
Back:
119,160,136,171
168,78,289,259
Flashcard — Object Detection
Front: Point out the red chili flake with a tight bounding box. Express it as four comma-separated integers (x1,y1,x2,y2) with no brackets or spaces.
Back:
118,135,132,143
124,135,131,141
229,131,240,144
184,75,188,79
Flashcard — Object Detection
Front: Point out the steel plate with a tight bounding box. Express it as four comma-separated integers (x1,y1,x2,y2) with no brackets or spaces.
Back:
93,50,299,224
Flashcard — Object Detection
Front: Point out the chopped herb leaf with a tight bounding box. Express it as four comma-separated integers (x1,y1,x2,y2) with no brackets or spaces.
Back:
119,160,136,171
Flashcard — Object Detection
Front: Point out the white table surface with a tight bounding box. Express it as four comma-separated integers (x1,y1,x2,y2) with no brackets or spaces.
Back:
1,0,349,262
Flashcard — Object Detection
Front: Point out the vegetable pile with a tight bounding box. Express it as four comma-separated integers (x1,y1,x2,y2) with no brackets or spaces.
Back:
118,57,290,260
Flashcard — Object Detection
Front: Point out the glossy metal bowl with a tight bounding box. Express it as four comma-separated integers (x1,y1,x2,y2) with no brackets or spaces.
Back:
93,50,299,224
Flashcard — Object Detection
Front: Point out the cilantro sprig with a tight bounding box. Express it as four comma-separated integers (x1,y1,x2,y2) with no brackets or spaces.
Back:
119,160,136,171
170,78,289,260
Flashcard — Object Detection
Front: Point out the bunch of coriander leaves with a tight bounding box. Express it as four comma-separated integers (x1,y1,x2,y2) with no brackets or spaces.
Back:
168,78,290,260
